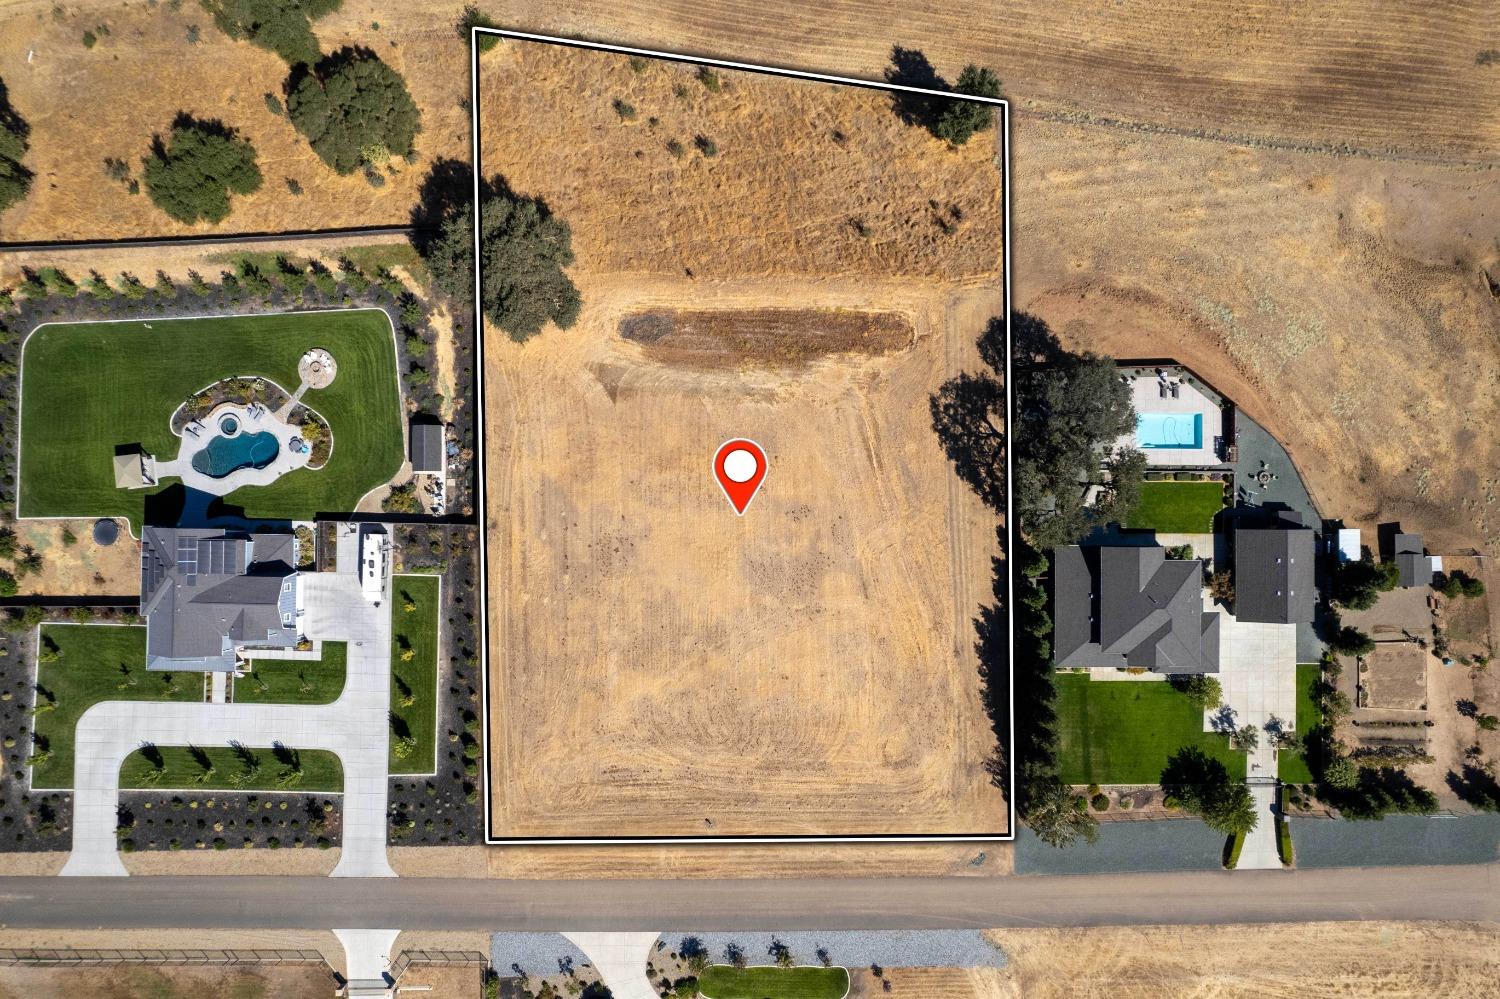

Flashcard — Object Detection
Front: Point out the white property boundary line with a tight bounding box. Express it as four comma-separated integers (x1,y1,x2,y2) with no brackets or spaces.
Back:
13,306,406,539
471,29,1015,844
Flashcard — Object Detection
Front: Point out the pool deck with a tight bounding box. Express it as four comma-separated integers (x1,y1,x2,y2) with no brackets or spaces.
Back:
156,401,311,497
1119,372,1222,467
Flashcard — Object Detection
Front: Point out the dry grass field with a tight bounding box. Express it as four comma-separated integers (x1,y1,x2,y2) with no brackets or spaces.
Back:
986,921,1500,998
479,44,1004,837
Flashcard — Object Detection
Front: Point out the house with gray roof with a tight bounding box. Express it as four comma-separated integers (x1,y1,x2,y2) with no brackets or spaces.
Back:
1234,515,1315,624
1393,532,1432,588
1053,545,1220,673
139,526,301,671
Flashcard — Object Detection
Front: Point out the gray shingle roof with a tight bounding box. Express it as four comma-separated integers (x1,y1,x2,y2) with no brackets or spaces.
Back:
409,419,444,473
1054,545,1219,674
1234,524,1315,623
140,527,299,671
1393,533,1428,587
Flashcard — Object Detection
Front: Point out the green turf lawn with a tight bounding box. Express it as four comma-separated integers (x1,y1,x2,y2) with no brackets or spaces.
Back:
30,624,200,790
119,745,342,792
19,309,402,531
236,642,348,705
1124,481,1226,534
698,967,850,999
1054,672,1247,784
389,575,440,774
1279,662,1323,784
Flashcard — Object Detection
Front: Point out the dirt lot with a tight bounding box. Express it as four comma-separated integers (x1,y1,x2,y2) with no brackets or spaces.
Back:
987,921,1500,998
7,518,137,596
479,40,1002,838
485,272,1004,836
1364,643,1430,711
0,964,332,999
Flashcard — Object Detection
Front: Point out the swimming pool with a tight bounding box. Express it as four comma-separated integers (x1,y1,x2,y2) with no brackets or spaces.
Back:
191,430,280,478
1137,412,1203,449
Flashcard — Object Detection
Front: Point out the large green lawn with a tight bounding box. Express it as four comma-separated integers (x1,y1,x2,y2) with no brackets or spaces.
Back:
1280,662,1323,784
31,624,200,790
236,642,347,705
119,745,342,792
698,967,850,999
1055,672,1247,784
389,575,439,774
1124,481,1225,534
19,309,402,530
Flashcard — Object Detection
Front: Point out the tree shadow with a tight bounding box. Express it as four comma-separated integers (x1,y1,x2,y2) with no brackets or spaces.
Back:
409,157,474,253
271,741,298,767
389,712,412,740
187,744,211,772
883,46,947,129
930,372,1006,512
1446,765,1500,812
0,79,30,144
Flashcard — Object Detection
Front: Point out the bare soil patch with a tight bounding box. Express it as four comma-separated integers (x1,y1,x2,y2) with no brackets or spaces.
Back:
1364,643,1430,711
987,921,1500,998
10,519,137,597
0,964,331,999
620,309,913,368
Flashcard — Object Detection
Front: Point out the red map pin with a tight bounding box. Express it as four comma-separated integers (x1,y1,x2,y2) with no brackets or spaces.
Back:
713,439,767,516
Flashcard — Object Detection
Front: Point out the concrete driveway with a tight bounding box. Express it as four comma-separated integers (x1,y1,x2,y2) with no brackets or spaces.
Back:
60,525,395,878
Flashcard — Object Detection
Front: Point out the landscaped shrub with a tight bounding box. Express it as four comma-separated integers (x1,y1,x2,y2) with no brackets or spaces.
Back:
1089,792,1109,811
457,5,501,51
143,117,262,223
199,0,342,66
287,48,421,175
1169,673,1222,709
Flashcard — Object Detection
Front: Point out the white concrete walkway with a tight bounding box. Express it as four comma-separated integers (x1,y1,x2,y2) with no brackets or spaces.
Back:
335,928,401,994
564,933,660,999
1202,595,1295,872
60,524,395,878
1237,782,1283,869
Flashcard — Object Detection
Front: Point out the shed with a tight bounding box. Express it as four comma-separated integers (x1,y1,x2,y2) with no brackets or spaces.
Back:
409,419,444,474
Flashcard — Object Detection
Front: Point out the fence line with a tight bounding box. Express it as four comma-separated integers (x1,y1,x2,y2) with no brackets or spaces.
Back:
0,947,329,966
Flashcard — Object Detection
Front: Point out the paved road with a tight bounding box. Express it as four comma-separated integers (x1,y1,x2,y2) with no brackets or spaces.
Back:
2,865,1495,930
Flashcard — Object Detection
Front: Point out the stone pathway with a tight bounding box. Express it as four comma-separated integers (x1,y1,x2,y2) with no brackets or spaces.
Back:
60,524,395,878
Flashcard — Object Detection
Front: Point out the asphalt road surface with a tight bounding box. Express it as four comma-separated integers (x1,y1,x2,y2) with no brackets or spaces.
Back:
1,866,1495,931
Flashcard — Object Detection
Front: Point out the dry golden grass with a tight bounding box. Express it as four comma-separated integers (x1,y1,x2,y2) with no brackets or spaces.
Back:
477,42,1000,280
0,0,469,240
987,922,1500,998
0,964,331,999
482,840,1012,879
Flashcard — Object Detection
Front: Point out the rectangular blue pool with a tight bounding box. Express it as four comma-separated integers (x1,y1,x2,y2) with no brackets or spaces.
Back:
1137,412,1203,449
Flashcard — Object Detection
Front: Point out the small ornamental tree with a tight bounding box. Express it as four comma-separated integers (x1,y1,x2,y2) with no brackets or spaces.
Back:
143,118,262,223
199,0,342,66
287,49,421,175
932,65,1001,145
1170,673,1223,710
1161,746,1258,835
